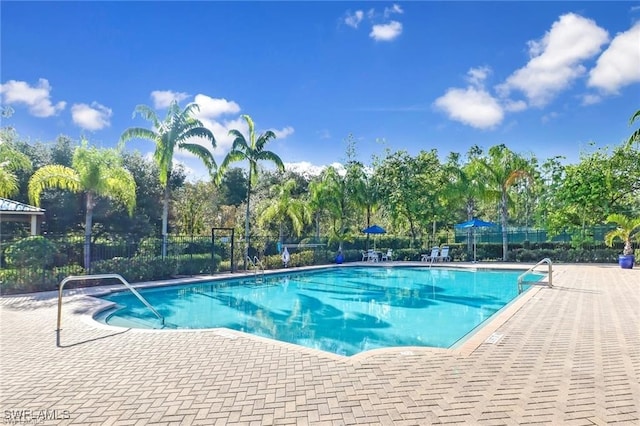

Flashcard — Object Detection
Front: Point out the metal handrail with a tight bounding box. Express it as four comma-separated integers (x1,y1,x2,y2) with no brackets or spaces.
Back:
517,258,553,294
57,274,164,347
247,256,265,281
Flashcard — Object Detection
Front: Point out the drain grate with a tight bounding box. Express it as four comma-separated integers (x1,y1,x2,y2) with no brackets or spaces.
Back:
485,333,504,344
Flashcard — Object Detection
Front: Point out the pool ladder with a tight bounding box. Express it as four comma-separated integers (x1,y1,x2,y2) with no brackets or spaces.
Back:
57,274,164,347
247,256,265,283
517,258,553,294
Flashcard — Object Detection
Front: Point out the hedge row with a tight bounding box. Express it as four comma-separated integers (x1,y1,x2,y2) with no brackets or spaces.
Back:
0,244,631,295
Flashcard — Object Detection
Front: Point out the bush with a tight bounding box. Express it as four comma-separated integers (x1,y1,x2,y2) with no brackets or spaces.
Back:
4,236,59,269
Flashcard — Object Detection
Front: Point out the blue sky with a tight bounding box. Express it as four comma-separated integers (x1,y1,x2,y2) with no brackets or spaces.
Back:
2,1,639,180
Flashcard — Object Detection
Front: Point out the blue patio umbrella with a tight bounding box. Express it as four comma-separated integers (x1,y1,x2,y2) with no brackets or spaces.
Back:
362,224,386,250
455,218,497,262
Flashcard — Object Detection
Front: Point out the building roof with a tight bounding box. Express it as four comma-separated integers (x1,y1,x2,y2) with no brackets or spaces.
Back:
0,197,45,214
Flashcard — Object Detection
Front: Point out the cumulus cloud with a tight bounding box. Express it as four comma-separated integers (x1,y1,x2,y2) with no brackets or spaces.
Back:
194,94,241,118
345,10,364,28
150,90,190,109
434,87,504,129
434,67,504,129
588,22,640,94
344,5,404,42
71,102,112,131
497,13,609,107
271,126,295,139
370,21,403,41
0,78,66,117
186,94,293,159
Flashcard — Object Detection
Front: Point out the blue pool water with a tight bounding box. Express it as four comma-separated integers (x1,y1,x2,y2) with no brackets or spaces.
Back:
98,267,542,356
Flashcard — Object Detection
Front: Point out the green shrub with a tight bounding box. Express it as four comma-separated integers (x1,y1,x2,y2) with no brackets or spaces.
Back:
4,236,58,268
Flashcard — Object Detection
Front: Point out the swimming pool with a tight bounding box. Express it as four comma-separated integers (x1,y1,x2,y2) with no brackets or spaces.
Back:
97,266,542,356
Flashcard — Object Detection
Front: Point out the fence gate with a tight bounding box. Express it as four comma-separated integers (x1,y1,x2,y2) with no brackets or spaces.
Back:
211,227,235,273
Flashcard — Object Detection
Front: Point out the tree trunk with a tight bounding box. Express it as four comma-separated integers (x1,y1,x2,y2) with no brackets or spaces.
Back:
84,192,94,271
162,185,169,259
501,189,509,261
244,181,251,270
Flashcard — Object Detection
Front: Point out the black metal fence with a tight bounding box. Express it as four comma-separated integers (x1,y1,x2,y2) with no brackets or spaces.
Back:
0,228,628,295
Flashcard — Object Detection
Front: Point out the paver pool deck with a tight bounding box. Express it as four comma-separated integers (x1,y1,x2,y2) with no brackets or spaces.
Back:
1,263,639,425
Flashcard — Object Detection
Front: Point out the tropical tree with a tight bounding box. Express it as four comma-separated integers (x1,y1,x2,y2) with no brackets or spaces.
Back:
604,213,640,256
258,178,311,245
28,141,136,269
374,150,443,247
312,166,354,252
474,144,533,261
0,139,32,198
216,114,284,268
120,100,216,257
628,109,640,145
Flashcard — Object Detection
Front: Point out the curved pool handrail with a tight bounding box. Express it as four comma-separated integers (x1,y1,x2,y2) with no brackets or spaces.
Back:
57,274,164,347
517,258,553,294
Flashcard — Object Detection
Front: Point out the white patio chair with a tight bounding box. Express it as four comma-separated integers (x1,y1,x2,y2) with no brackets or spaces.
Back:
381,249,393,261
436,246,451,262
367,249,379,262
421,247,440,262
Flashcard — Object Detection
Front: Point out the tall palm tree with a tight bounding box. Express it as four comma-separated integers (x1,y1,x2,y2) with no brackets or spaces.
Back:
28,141,136,269
475,144,532,261
258,179,311,245
216,114,284,269
120,100,216,258
313,166,353,252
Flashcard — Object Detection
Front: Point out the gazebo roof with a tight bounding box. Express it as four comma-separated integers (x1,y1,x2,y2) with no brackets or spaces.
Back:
0,198,45,214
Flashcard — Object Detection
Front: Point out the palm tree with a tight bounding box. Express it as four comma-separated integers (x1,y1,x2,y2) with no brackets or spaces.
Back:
605,213,640,256
628,109,640,145
0,141,31,198
28,141,136,269
313,166,354,252
258,179,311,245
475,144,532,261
120,100,216,258
217,114,284,269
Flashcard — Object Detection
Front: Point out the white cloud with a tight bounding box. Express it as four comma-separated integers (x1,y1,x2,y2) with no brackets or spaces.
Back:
194,94,241,118
370,21,403,41
150,90,190,109
0,78,66,117
588,22,640,94
345,10,364,28
284,161,345,178
497,13,609,107
503,99,527,112
271,126,295,139
434,87,504,129
434,67,505,129
384,4,404,18
466,66,491,87
581,93,602,105
71,102,112,131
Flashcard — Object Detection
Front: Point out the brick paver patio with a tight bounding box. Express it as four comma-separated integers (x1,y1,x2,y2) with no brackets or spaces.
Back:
1,263,638,425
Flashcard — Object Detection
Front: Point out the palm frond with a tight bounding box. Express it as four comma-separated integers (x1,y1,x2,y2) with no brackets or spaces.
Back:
120,127,159,145
28,165,81,206
177,127,216,147
179,143,217,172
0,167,19,198
255,130,277,151
104,167,137,216
132,104,160,128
